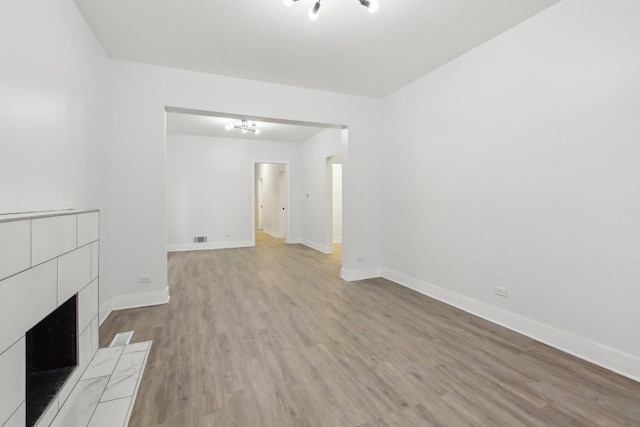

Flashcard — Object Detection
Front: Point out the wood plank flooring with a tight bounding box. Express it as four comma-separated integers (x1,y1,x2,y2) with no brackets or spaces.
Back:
100,232,640,426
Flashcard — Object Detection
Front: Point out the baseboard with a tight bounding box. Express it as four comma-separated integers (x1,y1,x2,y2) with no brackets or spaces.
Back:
301,239,333,254
287,236,302,244
109,287,170,311
99,299,113,326
333,237,342,244
167,241,254,252
341,267,382,282
381,268,640,383
263,228,284,239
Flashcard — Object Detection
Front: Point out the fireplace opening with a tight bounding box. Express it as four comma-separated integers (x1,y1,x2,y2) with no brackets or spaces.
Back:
26,295,78,426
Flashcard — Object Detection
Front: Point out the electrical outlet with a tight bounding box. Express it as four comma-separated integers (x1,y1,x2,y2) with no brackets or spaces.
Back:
138,275,151,284
357,256,365,262
494,286,508,297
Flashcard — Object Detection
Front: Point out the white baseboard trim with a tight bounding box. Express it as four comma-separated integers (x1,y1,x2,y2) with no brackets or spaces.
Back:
287,236,302,244
301,239,333,254
167,241,254,252
99,299,113,326
110,286,170,311
263,228,284,239
381,268,640,383
341,267,382,282
333,237,342,244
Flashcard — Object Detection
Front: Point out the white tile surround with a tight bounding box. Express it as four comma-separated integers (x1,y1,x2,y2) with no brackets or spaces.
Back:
0,210,100,427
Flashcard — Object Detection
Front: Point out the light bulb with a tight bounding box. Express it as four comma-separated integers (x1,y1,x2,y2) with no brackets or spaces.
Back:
367,0,379,13
283,0,295,7
242,128,247,134
254,129,260,135
225,123,234,130
308,2,320,20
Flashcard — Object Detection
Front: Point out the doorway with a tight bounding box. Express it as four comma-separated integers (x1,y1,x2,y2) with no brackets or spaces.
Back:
254,162,288,241
325,155,343,261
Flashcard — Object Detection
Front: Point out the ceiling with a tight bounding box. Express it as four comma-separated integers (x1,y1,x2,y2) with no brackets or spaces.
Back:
74,0,559,97
166,112,327,143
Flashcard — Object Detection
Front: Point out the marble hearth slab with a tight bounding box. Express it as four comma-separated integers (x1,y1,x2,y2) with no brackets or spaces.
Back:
48,341,152,427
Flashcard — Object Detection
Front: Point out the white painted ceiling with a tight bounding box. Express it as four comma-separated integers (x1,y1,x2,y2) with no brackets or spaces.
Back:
74,0,559,97
166,113,327,143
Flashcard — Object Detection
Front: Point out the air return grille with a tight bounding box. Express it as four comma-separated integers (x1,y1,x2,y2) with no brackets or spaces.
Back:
194,236,208,243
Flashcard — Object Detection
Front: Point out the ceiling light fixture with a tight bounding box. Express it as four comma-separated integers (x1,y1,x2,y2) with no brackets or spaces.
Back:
225,120,260,135
283,0,379,21
308,1,321,21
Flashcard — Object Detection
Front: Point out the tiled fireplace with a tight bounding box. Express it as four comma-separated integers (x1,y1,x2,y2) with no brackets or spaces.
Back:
0,210,100,427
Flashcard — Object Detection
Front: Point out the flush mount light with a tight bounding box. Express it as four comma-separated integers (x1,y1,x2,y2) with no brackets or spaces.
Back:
225,119,260,135
283,0,379,21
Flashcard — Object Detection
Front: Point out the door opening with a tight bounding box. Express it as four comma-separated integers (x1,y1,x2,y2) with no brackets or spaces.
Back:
325,155,343,262
254,162,288,242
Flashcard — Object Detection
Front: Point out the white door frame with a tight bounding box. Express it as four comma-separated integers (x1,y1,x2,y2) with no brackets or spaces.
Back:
324,156,344,254
277,169,287,238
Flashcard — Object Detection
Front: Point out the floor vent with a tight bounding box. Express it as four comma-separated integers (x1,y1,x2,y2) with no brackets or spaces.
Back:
194,236,208,243
110,331,134,347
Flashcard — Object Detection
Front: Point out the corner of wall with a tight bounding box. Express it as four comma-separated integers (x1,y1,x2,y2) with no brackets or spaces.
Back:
108,287,170,312
340,267,382,282
99,298,113,326
301,239,333,254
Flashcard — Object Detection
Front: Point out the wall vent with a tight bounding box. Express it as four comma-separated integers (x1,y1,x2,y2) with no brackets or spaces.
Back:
194,236,208,243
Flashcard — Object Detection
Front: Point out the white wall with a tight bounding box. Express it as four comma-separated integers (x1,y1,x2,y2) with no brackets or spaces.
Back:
0,0,108,213
0,0,110,314
299,129,345,253
332,164,343,244
105,61,383,307
166,135,299,250
382,0,640,380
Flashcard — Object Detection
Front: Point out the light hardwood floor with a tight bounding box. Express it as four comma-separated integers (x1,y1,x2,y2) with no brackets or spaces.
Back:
100,232,640,426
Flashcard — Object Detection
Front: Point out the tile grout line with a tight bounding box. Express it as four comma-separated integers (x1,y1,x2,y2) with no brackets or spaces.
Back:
56,334,122,413
82,346,124,382
0,240,95,284
43,340,151,426
83,345,127,427
51,373,106,425
90,342,151,426
123,342,153,427
77,378,107,427
1,399,25,427
0,335,25,358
